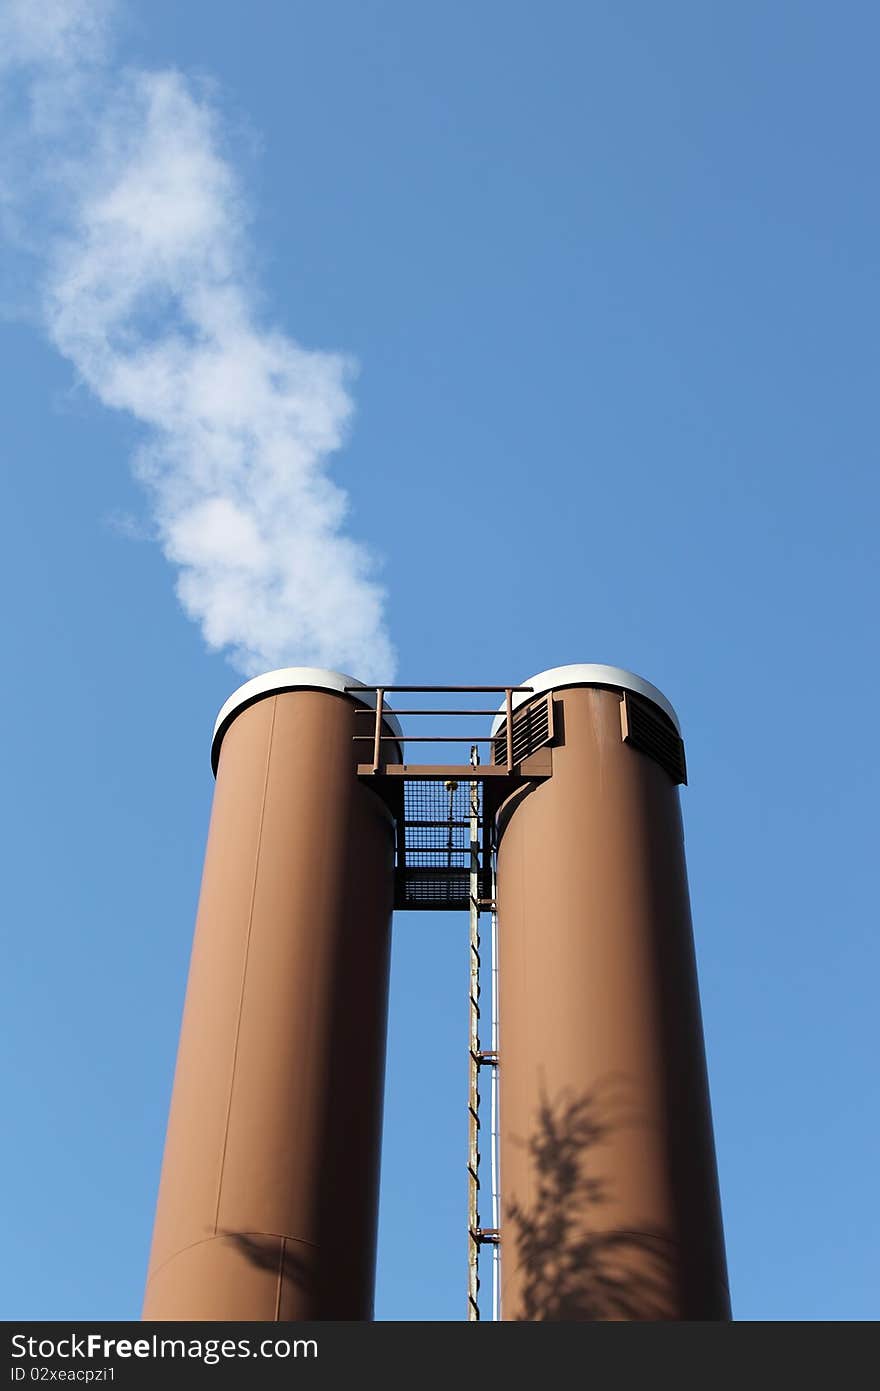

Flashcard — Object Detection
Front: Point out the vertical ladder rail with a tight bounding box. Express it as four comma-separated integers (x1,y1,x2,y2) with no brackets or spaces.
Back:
489,845,501,1320
467,750,481,1320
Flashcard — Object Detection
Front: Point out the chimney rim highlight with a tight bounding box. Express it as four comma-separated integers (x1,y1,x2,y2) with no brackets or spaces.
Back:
211,666,403,775
489,664,681,736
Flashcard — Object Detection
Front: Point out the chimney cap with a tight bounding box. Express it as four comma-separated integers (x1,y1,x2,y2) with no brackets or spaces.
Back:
211,667,402,774
490,664,681,736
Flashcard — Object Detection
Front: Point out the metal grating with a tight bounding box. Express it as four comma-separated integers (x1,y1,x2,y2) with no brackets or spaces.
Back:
403,779,480,842
396,778,490,910
621,691,688,785
350,686,551,910
405,849,471,868
492,693,554,766
398,868,490,909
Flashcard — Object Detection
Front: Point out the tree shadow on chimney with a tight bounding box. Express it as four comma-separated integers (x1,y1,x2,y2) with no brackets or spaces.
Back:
506,1081,677,1320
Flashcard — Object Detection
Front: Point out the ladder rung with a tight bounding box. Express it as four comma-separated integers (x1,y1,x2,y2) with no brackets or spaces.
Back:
468,855,498,1320
471,1227,501,1246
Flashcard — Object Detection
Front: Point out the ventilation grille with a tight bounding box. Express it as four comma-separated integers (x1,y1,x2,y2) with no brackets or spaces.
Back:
621,692,687,785
493,693,554,766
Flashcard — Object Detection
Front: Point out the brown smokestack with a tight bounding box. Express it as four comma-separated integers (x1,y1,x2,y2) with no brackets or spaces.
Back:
143,669,399,1320
493,666,729,1320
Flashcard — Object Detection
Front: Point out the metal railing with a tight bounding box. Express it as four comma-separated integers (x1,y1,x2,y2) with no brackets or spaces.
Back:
346,685,534,775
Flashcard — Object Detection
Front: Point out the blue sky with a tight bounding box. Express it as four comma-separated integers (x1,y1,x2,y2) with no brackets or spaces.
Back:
1,0,878,1320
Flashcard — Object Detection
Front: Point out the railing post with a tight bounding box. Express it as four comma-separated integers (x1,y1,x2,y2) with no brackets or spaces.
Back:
505,688,514,773
372,688,384,773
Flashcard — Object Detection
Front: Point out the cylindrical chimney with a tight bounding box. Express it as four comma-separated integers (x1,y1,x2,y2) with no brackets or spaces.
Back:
143,669,399,1320
493,665,729,1320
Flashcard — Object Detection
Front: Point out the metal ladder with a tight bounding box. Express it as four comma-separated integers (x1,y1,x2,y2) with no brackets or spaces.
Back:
466,749,500,1320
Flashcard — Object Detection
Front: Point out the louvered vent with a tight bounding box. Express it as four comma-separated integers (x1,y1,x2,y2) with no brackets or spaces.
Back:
620,691,687,785
493,693,555,767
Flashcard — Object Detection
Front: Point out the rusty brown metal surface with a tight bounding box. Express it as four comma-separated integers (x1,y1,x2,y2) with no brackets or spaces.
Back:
143,687,395,1320
358,764,529,779
495,684,729,1321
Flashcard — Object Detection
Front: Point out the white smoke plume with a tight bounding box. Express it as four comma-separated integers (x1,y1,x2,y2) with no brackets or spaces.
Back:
1,0,396,680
